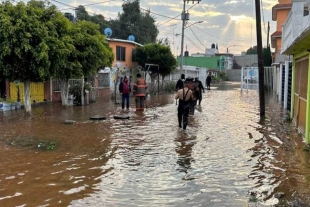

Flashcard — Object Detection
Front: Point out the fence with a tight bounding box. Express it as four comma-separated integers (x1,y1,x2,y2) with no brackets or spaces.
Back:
241,67,273,91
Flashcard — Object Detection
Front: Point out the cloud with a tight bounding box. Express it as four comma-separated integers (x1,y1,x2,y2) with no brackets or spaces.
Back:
22,0,277,54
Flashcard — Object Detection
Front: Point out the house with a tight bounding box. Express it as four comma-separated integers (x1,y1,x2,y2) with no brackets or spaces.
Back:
2,38,144,105
281,0,310,144
270,0,292,110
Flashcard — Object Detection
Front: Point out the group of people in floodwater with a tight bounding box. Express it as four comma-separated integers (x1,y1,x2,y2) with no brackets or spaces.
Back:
175,73,211,130
119,72,212,130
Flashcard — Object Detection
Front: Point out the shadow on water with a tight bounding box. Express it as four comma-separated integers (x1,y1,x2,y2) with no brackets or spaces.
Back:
1,82,310,206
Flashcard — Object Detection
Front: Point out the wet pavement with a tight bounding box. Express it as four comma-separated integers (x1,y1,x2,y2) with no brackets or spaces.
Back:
0,82,310,207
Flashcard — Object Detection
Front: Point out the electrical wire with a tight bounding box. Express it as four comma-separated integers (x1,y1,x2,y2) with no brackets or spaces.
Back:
157,3,198,27
260,0,267,34
184,34,205,52
189,26,205,49
60,1,113,11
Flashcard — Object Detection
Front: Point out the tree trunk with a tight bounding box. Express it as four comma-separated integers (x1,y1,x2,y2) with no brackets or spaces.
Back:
60,79,69,106
23,80,31,113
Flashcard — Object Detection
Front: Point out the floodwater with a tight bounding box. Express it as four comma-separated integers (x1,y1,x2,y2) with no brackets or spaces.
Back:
0,82,310,207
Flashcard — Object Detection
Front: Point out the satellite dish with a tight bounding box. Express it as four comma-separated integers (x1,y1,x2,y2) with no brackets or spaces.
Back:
104,28,112,37
128,35,135,41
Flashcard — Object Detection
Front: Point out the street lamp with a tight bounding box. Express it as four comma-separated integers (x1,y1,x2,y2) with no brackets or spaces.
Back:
184,21,203,29
226,45,237,54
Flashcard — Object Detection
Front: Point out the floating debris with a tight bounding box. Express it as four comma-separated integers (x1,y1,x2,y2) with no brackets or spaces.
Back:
63,120,76,124
90,115,106,120
113,115,130,120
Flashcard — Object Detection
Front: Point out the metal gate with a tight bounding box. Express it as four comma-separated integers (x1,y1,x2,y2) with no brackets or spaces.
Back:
281,64,285,105
10,82,44,103
287,62,292,111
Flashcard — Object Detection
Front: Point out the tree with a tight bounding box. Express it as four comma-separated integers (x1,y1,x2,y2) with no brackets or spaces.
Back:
75,5,90,21
0,1,51,113
246,46,258,54
75,6,110,34
263,46,272,66
50,20,114,106
135,43,177,84
72,21,114,78
45,7,83,106
112,0,158,44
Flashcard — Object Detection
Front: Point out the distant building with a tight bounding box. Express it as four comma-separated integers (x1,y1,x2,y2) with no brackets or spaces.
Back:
205,43,219,57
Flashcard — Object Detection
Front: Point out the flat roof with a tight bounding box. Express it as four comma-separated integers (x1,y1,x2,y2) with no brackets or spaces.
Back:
106,38,143,47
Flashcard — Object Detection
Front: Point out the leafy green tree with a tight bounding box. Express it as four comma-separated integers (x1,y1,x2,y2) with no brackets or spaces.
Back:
76,5,90,21
75,6,110,33
72,21,114,77
112,0,158,44
246,46,258,54
157,37,170,46
0,1,51,113
263,46,272,66
45,7,82,106
135,43,177,85
49,19,114,106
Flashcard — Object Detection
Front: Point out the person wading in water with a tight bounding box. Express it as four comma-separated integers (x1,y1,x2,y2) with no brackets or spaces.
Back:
176,74,185,91
175,80,193,130
133,73,147,111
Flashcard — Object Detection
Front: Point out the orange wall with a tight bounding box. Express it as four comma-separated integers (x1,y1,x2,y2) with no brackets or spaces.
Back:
279,0,291,4
276,9,290,31
276,38,282,53
109,41,137,69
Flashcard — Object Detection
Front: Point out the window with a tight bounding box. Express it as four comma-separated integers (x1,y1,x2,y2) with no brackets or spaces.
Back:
53,80,61,91
116,46,126,61
98,73,110,88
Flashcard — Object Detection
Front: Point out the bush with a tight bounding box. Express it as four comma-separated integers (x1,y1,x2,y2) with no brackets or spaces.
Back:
219,72,228,81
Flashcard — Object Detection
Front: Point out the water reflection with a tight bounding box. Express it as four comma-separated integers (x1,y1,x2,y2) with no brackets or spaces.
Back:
175,131,196,174
0,83,309,206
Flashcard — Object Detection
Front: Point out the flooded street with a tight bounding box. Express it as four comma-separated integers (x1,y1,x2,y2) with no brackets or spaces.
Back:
1,82,310,207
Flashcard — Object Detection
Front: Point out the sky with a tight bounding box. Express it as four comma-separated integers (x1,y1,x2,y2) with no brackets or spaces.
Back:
31,0,278,55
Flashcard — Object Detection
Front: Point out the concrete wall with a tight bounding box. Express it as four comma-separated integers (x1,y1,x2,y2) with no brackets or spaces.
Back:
234,55,258,68
226,69,241,82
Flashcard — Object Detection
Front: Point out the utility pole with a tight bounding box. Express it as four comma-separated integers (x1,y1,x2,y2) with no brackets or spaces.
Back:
267,21,270,48
180,0,201,71
180,1,187,71
255,0,265,117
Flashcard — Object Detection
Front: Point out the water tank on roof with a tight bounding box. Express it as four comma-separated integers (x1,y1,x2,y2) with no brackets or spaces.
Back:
211,43,215,49
185,51,189,57
64,13,74,22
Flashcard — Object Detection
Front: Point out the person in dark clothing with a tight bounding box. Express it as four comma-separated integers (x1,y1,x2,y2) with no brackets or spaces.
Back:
206,72,212,90
175,80,193,130
119,76,131,110
176,74,185,91
194,77,205,105
186,77,199,115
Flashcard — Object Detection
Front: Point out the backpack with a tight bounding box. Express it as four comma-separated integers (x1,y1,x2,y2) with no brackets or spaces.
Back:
180,88,191,109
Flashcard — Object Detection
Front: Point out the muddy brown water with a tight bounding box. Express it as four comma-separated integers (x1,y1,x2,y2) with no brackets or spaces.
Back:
0,82,310,207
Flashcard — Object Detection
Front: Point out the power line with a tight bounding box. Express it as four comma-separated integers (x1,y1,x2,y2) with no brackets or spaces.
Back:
189,26,205,49
192,24,253,44
60,1,113,11
184,34,204,53
260,0,267,34
157,3,198,27
140,7,176,19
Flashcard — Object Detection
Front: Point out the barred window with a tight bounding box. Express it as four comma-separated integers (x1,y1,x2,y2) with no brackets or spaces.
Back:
116,46,126,61
98,73,110,88
53,80,61,91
